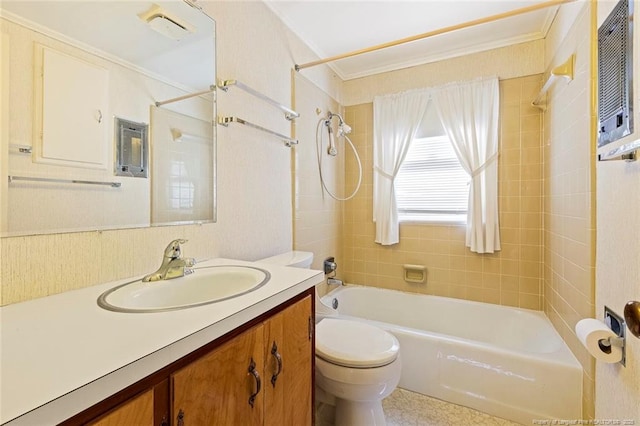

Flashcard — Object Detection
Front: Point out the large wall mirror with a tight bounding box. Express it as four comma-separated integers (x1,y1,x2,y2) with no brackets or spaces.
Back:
0,0,216,237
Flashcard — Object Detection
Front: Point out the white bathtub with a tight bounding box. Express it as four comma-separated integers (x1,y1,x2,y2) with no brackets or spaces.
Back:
319,285,582,425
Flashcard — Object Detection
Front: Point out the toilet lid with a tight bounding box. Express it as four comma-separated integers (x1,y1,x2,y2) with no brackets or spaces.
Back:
315,318,399,368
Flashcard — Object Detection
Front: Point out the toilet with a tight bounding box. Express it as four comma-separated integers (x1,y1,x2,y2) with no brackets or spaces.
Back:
258,251,401,426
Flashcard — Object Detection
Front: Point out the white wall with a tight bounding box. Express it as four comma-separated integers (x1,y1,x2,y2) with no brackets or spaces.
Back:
0,1,342,305
595,161,640,421
202,0,341,261
0,33,8,306
595,0,640,420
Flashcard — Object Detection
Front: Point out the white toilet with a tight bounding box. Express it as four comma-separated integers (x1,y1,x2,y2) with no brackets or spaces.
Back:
258,251,401,426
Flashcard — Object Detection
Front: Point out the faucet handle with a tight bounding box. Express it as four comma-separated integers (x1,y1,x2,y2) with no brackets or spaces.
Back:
164,239,188,259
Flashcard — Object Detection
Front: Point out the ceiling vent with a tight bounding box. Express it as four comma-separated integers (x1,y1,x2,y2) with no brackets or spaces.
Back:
139,4,195,41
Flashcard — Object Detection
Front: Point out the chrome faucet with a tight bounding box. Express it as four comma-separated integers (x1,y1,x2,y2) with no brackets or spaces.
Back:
324,256,343,287
142,239,196,282
327,277,343,287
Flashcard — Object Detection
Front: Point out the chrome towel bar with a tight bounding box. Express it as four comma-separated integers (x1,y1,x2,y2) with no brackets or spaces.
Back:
8,175,122,188
217,116,298,147
217,79,300,121
597,139,639,162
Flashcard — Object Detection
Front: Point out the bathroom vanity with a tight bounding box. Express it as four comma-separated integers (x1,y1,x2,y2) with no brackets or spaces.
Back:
0,259,322,425
72,292,312,426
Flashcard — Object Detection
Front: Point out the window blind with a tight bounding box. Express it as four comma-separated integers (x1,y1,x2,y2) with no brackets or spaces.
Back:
395,136,469,221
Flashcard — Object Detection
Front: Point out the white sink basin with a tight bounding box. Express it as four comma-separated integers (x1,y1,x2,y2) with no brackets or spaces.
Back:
97,265,270,313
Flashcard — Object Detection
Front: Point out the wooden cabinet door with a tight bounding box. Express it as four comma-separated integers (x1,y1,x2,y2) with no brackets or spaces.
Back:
86,389,154,426
172,324,265,426
264,295,312,426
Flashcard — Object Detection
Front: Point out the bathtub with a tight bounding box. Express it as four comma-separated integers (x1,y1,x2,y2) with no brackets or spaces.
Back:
319,285,582,425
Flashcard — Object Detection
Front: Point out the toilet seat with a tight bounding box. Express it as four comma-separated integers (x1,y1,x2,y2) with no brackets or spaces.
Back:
316,318,399,368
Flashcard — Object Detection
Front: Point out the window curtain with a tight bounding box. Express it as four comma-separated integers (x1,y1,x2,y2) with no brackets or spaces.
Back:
373,90,431,245
432,77,501,253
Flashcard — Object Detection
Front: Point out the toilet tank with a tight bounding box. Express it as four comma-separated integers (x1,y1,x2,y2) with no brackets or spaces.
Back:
259,251,314,269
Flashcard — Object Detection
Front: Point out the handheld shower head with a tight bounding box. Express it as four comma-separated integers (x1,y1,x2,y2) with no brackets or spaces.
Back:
326,120,338,156
316,114,363,202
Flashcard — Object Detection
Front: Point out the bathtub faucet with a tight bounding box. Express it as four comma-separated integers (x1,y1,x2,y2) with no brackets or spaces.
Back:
327,277,343,287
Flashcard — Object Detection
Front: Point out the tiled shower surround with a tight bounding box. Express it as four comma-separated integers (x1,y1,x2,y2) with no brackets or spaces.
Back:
341,75,545,310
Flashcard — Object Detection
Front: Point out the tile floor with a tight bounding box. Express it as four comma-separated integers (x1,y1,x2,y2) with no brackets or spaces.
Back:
383,388,521,425
317,388,521,426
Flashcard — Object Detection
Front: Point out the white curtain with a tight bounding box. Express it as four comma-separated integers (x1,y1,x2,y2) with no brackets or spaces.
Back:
373,90,431,245
432,77,500,253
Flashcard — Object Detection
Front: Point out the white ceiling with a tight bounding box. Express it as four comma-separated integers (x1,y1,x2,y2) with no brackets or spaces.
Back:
265,0,561,80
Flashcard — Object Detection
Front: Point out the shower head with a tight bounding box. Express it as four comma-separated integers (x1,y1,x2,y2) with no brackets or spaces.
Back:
338,122,352,136
327,112,352,137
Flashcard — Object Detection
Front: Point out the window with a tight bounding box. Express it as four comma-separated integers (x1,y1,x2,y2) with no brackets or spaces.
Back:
395,136,469,222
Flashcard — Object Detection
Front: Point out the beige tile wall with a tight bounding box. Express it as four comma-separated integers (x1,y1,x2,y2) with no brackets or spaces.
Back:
292,73,343,290
543,3,595,419
341,75,545,309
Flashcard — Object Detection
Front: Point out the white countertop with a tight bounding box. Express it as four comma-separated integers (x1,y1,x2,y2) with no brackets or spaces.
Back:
0,258,323,425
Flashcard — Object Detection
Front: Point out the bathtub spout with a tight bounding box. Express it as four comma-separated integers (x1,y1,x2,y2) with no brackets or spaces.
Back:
327,277,343,286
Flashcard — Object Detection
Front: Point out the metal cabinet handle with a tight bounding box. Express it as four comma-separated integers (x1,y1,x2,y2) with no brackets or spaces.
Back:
176,409,185,426
270,341,283,387
248,358,261,408
159,415,168,426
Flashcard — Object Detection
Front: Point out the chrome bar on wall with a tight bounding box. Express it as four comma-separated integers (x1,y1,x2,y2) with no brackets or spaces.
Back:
597,139,640,162
217,79,300,121
217,116,299,147
155,85,216,107
8,175,122,188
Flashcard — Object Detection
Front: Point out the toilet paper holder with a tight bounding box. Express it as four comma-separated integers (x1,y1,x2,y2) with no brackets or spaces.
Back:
602,306,626,366
600,335,624,348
